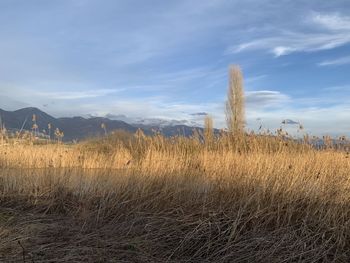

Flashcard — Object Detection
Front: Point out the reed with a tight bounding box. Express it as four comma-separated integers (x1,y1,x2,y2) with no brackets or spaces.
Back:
0,132,350,261
226,65,245,135
1,66,350,261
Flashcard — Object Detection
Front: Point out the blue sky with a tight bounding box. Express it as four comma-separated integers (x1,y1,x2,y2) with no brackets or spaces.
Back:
1,0,350,135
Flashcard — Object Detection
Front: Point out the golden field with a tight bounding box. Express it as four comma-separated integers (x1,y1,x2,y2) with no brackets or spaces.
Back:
0,131,350,262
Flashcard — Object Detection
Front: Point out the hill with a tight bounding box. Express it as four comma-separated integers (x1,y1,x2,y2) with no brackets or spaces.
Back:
0,107,206,141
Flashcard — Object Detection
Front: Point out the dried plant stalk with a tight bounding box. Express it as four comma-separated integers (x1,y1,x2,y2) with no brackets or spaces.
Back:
226,65,245,135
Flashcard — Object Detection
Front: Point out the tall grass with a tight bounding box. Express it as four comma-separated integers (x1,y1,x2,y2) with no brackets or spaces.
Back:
1,66,350,261
0,131,350,261
226,65,245,135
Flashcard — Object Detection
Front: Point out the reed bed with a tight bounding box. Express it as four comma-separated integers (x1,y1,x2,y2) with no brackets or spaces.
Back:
0,131,350,262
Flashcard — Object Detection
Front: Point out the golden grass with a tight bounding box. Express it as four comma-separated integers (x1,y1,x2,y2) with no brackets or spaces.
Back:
226,65,245,134
1,132,350,261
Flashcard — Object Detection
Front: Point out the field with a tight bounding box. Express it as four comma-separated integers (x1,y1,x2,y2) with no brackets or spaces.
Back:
0,131,350,262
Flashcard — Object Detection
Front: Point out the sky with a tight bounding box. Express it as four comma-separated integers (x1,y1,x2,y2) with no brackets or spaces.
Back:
1,0,350,135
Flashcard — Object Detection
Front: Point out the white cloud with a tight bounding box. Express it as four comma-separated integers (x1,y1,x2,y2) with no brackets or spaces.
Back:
231,32,350,57
35,89,121,100
246,90,290,108
273,46,297,57
247,104,350,136
229,12,350,57
0,96,29,111
245,75,267,84
318,56,350,66
2,85,350,136
312,12,350,31
1,3,349,136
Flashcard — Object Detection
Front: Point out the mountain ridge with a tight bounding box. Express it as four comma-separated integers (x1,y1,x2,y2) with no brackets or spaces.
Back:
0,107,206,141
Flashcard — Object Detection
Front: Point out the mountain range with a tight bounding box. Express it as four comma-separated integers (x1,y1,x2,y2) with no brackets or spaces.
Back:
0,107,205,141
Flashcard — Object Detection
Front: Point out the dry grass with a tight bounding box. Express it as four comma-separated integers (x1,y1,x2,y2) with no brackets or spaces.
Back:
0,131,350,262
226,65,245,134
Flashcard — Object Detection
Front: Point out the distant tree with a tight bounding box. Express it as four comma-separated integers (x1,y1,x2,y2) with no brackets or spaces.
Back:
225,65,245,135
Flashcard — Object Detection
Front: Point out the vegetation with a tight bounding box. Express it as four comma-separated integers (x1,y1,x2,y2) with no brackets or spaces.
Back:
226,65,245,135
0,66,350,262
0,128,350,262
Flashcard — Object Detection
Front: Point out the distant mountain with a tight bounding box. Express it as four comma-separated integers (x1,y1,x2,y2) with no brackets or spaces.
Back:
0,107,57,131
0,107,207,141
57,116,137,141
105,114,200,127
0,107,136,141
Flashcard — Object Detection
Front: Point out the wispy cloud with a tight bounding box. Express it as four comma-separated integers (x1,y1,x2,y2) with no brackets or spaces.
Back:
35,89,121,100
318,56,350,66
0,1,349,135
312,12,350,31
0,96,29,110
245,75,267,84
229,12,350,57
322,85,350,91
247,104,350,136
246,90,290,108
189,112,208,116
